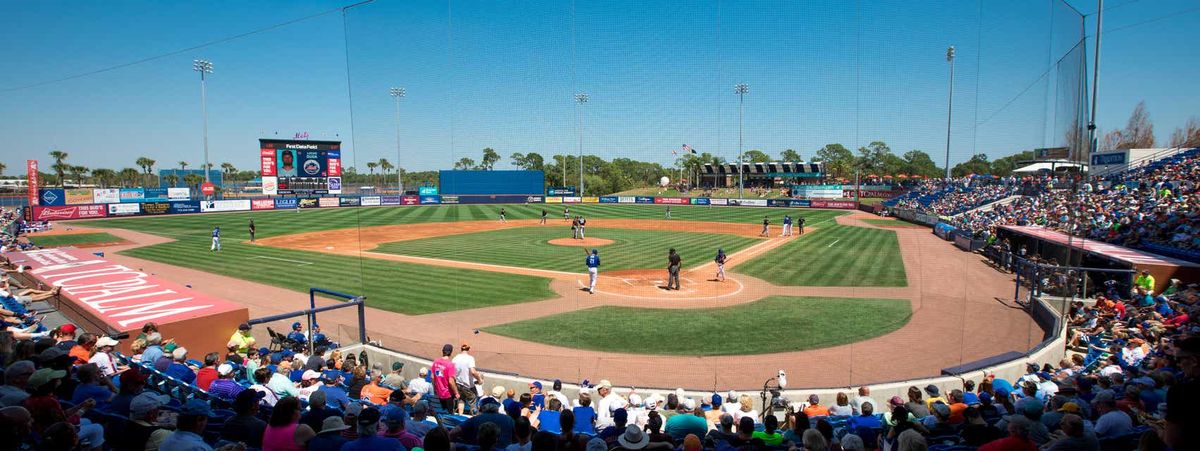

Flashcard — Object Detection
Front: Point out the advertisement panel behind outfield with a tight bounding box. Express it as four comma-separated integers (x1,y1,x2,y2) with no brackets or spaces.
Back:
65,189,94,205
201,199,251,212
582,197,599,203
318,197,339,208
634,196,655,204
654,197,688,205
274,198,299,209
397,196,417,205
361,196,381,206
562,197,581,203
419,195,441,205
39,189,66,206
418,186,439,196
32,205,108,221
339,197,361,207
731,199,768,207
168,187,191,200
710,198,728,206
810,200,859,209
144,188,169,202
251,199,275,210
298,198,320,209
544,197,562,204
690,198,711,205
169,201,202,214
107,203,141,216
93,189,120,204
599,196,619,203
142,202,170,215
119,188,145,203
440,195,460,204
617,196,636,204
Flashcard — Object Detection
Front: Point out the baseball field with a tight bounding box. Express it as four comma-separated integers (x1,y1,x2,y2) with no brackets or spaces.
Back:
68,203,916,354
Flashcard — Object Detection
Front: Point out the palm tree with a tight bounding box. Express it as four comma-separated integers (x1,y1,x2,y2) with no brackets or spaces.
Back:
119,168,141,187
377,158,393,189
69,166,89,187
164,174,180,188
178,161,189,171
136,157,156,187
0,162,6,176
183,173,203,190
220,163,236,183
366,162,378,185
90,169,117,188
49,150,69,187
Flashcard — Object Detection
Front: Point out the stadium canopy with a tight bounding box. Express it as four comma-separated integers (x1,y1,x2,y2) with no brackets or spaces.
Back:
702,162,823,177
1012,161,1087,173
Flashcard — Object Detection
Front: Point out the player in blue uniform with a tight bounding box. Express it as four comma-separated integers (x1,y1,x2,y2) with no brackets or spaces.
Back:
714,248,729,282
584,249,600,294
287,322,308,346
211,226,221,251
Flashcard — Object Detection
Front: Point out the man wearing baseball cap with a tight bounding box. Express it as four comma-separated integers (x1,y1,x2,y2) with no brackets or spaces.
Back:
208,363,245,401
160,399,215,450
221,389,268,448
87,336,123,378
342,407,405,451
453,342,482,414
229,322,256,356
116,391,171,451
431,343,459,413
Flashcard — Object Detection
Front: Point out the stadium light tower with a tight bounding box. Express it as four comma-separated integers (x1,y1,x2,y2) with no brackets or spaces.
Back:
944,46,955,180
193,59,214,184
389,87,406,194
735,83,749,198
576,93,589,196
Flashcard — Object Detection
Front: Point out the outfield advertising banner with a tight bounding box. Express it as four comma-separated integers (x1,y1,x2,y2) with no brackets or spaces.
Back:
274,198,299,209
849,190,900,198
32,205,108,221
318,197,339,208
298,198,320,209
562,197,582,203
582,197,599,203
251,199,275,210
339,197,360,207
108,203,141,216
599,196,619,203
654,197,688,205
201,199,251,213
398,196,418,205
419,195,441,205
440,195,460,204
617,196,636,204
690,198,711,205
418,186,439,196
38,189,66,206
167,187,191,200
380,196,403,206
65,189,94,205
360,196,381,206
525,196,544,203
710,198,728,206
144,188,169,202
544,197,562,204
119,188,145,203
810,200,859,209
142,202,171,215
92,189,120,204
169,201,202,214
730,199,768,207
634,196,655,204
768,199,812,208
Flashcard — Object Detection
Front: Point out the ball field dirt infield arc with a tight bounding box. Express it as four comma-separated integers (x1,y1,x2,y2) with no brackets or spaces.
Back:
547,237,615,247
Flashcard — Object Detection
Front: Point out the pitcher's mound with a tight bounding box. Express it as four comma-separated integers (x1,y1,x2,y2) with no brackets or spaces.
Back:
548,237,615,247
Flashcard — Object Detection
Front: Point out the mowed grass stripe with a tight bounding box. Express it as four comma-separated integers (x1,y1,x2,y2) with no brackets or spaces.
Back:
118,237,556,315
27,232,125,248
375,226,761,273
485,296,912,356
735,224,907,287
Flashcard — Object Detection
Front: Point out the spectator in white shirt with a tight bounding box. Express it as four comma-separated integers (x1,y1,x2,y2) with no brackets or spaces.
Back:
87,336,124,378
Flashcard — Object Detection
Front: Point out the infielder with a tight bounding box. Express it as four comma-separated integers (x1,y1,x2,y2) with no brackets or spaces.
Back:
248,219,256,242
665,205,672,219
578,216,587,239
563,206,570,220
499,207,507,223
584,248,600,294
781,215,793,237
211,226,221,252
714,248,728,282
540,209,548,224
760,216,770,237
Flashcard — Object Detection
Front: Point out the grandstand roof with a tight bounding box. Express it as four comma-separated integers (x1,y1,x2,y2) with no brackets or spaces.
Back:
998,225,1200,267
1012,161,1087,173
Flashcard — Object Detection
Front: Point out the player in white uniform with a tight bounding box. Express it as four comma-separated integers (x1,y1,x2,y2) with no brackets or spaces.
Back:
211,226,221,251
584,249,600,294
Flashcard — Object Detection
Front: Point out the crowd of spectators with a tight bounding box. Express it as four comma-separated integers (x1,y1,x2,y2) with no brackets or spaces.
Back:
888,177,1052,218
0,208,41,254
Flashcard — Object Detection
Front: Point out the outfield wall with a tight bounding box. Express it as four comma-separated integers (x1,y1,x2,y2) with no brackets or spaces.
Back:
29,194,858,221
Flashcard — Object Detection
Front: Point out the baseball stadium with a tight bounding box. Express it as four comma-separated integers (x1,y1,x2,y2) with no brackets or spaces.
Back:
2,1,1199,450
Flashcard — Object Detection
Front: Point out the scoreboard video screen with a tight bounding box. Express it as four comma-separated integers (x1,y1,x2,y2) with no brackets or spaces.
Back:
259,139,342,195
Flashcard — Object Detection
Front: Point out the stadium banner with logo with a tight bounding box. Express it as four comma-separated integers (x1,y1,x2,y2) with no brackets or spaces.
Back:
298,198,320,209
767,199,791,207
546,187,576,196
848,189,900,198
544,197,563,204
261,176,278,196
92,188,120,204
810,200,858,209
794,185,844,199
107,203,141,216
118,188,145,203
582,197,599,203
201,199,251,213
339,196,361,207
327,177,342,195
418,186,439,196
561,197,582,203
143,188,169,202
273,198,299,209
26,160,39,206
455,195,537,204
65,189,94,205
440,195,460,204
167,187,191,200
318,197,339,208
617,196,636,204
419,195,441,205
168,201,202,214
731,199,768,207
361,196,381,206
599,196,619,203
634,196,655,204
31,205,108,221
654,197,688,205
767,199,812,207
380,196,403,206
398,196,418,205
709,198,729,206
525,195,544,203
142,202,171,215
38,189,66,206
251,199,275,210
690,198,711,205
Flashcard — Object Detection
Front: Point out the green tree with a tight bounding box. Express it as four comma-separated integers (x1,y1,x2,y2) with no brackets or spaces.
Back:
856,141,893,175
814,143,855,179
136,157,156,187
69,165,89,187
510,152,545,171
49,150,69,187
779,149,802,162
90,168,116,188
453,157,476,170
163,174,180,188
220,163,237,182
119,168,141,187
989,150,1035,177
366,162,378,186
743,150,772,163
901,150,941,178
479,148,501,170
951,153,992,177
178,161,189,171
377,159,394,185
0,162,5,176
183,173,203,189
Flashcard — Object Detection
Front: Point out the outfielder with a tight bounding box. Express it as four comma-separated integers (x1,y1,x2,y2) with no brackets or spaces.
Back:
665,205,672,219
211,226,221,252
248,219,256,242
563,206,570,220
540,209,548,224
499,207,507,223
714,248,728,282
584,248,600,294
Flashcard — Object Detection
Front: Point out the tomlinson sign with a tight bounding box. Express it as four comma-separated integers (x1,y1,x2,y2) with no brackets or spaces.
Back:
16,248,246,329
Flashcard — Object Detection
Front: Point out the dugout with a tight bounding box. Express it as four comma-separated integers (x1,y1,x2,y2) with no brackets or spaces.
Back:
996,225,1200,294
700,162,822,189
438,170,545,204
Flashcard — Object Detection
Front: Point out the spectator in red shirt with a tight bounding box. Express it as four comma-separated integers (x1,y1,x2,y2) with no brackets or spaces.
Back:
979,415,1037,451
194,352,220,391
431,344,459,412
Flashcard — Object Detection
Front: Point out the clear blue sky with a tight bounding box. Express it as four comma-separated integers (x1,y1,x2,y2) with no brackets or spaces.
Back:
1,0,1197,176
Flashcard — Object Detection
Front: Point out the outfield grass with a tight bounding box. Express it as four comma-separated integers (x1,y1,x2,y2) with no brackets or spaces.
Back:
861,219,925,228
375,227,761,273
71,204,845,243
485,296,911,355
26,232,125,248
736,224,907,287
119,237,556,315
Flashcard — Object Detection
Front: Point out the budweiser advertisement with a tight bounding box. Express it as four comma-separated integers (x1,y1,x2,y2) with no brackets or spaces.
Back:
32,205,108,221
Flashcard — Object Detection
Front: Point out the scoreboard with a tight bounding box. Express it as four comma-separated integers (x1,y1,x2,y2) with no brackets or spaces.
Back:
259,139,343,195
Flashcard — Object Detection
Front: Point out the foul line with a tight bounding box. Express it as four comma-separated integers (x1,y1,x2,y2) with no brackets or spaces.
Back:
249,255,313,265
827,239,841,248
